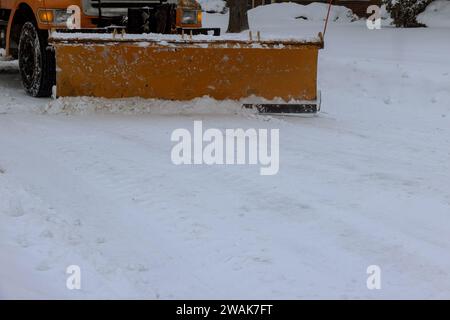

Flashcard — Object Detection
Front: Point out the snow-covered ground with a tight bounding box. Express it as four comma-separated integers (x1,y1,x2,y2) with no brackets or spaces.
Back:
418,0,450,27
1,4,450,299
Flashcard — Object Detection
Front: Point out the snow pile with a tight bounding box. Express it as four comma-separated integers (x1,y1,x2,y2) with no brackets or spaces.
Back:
418,0,450,27
0,59,18,74
42,96,252,116
43,96,311,117
202,2,358,41
249,2,357,24
198,0,226,13
218,2,358,40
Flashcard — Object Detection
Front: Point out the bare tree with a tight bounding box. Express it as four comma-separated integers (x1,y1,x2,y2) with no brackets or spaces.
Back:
227,0,249,33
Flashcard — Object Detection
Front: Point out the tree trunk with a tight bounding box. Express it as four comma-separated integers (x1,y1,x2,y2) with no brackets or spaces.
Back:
227,0,249,33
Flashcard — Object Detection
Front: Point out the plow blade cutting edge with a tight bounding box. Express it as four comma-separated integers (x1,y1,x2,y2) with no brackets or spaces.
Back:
50,34,323,114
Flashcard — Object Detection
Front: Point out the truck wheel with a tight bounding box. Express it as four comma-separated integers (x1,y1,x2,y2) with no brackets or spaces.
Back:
18,22,55,97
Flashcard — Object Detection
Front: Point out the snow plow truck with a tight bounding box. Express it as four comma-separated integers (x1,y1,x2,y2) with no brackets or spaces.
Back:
0,0,324,114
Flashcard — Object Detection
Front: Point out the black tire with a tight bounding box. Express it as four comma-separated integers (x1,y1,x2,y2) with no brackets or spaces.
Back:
18,22,55,97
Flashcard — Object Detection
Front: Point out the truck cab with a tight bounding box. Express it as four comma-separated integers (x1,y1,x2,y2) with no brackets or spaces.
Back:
0,0,212,97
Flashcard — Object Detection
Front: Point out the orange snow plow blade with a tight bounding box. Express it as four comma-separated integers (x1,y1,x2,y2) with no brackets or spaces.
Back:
50,34,323,114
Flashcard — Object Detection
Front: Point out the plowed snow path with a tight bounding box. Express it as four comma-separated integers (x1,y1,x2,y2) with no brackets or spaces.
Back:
1,24,450,299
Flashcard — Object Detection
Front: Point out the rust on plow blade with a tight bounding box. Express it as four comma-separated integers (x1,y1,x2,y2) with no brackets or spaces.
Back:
51,35,323,113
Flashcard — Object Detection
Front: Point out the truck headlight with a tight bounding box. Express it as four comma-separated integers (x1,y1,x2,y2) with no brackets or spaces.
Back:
38,9,72,25
181,10,199,25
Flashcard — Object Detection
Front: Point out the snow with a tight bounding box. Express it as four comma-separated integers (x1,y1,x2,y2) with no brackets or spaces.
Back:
418,0,450,27
198,0,226,13
250,2,357,23
217,2,358,40
51,31,321,44
1,4,450,299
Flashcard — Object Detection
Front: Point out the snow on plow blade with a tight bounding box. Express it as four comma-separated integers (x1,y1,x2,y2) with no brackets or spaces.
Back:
51,34,323,114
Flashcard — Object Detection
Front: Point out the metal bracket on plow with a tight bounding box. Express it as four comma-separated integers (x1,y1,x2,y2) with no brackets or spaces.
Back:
243,91,321,115
177,27,221,36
